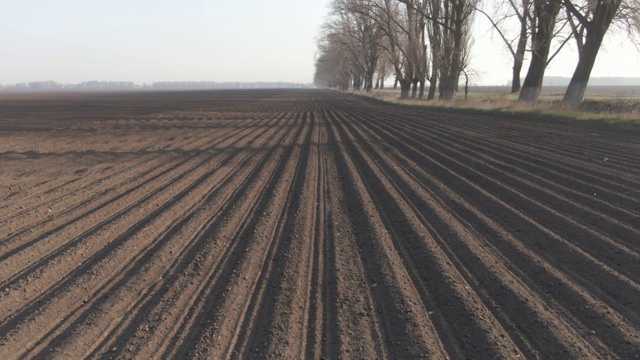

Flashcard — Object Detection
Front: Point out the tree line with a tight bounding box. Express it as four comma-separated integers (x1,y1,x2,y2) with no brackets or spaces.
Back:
0,81,313,92
314,0,639,106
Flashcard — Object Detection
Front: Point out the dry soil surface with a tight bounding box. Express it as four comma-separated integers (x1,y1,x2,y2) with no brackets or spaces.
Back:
0,89,639,359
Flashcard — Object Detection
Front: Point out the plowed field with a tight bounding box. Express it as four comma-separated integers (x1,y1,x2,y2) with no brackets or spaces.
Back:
1,89,639,359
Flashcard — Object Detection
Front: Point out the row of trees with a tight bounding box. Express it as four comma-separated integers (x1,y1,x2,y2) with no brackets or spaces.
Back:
314,0,478,101
314,0,639,106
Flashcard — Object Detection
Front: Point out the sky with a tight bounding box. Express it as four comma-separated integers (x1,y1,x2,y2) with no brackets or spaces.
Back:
1,0,639,86
472,12,640,86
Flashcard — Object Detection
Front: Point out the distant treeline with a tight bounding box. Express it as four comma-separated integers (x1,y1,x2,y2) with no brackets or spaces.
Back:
150,81,313,90
0,80,313,92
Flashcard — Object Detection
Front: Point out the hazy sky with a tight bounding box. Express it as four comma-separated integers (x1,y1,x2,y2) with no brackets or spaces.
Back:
1,0,639,85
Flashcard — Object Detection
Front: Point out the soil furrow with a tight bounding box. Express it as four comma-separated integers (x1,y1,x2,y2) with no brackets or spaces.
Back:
340,108,617,358
0,127,215,222
326,109,450,359
0,121,248,248
383,110,640,223
364,108,640,207
84,114,300,360
1,90,638,359
358,111,640,310
226,112,315,358
177,113,310,359
0,118,284,358
347,107,640,357
26,116,294,359
0,119,268,294
353,109,640,264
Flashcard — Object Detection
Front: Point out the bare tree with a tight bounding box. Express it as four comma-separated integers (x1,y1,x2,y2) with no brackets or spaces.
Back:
562,0,639,106
375,51,394,89
461,68,480,99
348,1,386,91
399,0,430,98
477,0,533,93
314,0,386,92
314,37,353,90
406,0,478,101
376,0,420,99
459,26,477,100
425,0,443,99
318,0,475,101
347,0,428,99
437,0,478,101
331,13,367,91
518,0,563,102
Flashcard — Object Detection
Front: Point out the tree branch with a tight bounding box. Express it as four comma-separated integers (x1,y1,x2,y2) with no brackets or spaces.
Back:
476,6,518,58
563,0,590,26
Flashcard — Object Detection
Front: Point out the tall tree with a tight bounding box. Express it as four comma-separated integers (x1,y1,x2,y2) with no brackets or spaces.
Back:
519,0,563,102
425,0,443,99
437,0,478,100
348,0,429,99
562,0,635,106
314,38,353,90
399,0,430,98
410,0,478,100
375,51,393,89
375,0,421,99
314,0,386,92
477,0,533,93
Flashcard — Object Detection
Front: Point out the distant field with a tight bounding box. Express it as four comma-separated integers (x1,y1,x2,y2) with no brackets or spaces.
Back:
366,86,640,120
1,90,639,358
470,85,640,97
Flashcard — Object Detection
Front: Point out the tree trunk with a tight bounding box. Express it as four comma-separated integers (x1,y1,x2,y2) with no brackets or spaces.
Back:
511,13,528,93
375,78,380,90
439,67,457,101
518,1,561,102
399,80,411,99
365,76,373,92
440,87,455,101
365,66,376,92
511,60,523,94
419,79,425,99
428,62,438,100
353,76,361,91
393,78,398,89
563,32,604,107
562,0,619,107
428,81,437,100
464,71,469,100
411,81,418,99
519,54,547,102
439,65,459,102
